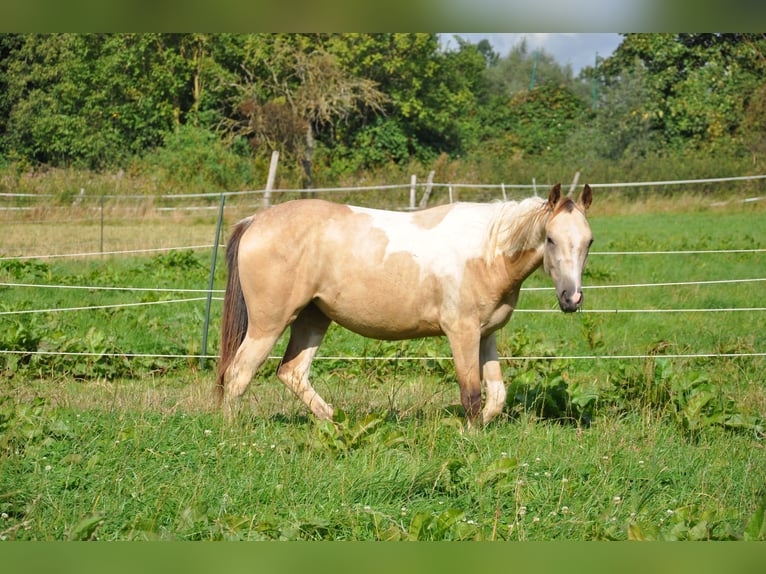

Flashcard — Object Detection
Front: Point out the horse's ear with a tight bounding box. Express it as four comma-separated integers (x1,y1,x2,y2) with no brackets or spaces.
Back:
547,183,562,210
578,184,592,211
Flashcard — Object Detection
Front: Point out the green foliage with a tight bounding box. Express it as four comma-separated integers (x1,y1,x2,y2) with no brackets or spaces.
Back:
2,33,765,177
566,65,661,160
1,34,191,168
627,504,740,541
0,396,71,457
485,39,575,96
601,33,766,151
0,250,213,378
0,257,50,281
490,83,587,156
343,118,411,169
665,364,763,435
502,329,598,424
136,125,258,193
307,410,405,455
744,494,766,541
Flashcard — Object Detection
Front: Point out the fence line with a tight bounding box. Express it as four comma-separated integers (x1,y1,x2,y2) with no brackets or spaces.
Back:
2,245,764,263
3,298,765,317
2,172,766,203
516,307,766,313
0,297,211,316
0,245,216,262
3,174,763,368
528,277,766,291
3,276,765,296
0,281,220,294
0,349,763,362
591,248,766,256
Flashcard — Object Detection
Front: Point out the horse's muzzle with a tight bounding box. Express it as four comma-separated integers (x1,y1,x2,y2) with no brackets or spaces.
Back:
558,289,583,313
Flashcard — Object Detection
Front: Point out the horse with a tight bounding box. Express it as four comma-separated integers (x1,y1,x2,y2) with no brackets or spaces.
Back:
216,183,593,426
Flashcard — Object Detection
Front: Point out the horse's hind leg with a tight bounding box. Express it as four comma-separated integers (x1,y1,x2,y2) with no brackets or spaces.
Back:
277,303,333,420
224,329,282,418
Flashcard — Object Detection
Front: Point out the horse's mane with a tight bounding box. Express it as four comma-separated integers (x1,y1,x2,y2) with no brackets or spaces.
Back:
485,197,549,262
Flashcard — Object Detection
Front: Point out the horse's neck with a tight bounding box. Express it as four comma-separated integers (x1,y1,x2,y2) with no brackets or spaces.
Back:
488,198,548,259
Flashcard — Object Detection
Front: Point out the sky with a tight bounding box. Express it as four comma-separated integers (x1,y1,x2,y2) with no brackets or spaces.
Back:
446,33,624,74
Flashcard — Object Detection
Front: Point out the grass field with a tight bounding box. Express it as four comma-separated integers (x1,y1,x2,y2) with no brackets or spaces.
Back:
1,190,765,541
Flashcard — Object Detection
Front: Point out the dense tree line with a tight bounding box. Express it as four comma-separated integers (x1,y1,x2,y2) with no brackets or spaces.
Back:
1,33,765,186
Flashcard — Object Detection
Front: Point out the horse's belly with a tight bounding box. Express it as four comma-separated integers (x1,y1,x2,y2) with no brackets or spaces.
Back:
310,247,451,339
313,295,444,340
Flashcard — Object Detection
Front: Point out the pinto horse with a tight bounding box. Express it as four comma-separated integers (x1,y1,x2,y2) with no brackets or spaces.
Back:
216,183,593,426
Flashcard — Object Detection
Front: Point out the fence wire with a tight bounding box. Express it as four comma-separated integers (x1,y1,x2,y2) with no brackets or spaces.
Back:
2,174,764,363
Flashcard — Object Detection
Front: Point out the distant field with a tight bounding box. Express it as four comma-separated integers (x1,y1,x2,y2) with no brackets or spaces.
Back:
1,190,764,540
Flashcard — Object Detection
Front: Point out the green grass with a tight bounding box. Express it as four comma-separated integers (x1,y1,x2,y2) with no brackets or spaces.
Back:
1,196,765,540
1,386,763,541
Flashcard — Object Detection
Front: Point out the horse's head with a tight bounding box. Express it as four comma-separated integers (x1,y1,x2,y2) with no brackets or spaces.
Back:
543,183,593,313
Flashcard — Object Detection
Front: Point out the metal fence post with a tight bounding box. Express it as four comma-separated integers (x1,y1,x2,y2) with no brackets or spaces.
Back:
200,193,226,369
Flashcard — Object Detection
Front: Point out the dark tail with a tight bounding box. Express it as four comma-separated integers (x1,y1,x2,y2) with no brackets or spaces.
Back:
215,217,253,404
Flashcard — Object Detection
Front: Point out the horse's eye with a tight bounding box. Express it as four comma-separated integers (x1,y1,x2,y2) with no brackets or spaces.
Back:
546,236,555,246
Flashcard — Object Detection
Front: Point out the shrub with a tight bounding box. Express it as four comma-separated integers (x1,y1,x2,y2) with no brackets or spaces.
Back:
136,125,261,194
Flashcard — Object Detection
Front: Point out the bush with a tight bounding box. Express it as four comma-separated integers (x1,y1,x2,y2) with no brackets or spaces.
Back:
136,125,261,194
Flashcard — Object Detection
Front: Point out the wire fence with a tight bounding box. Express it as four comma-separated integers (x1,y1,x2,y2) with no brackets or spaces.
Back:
1,173,765,365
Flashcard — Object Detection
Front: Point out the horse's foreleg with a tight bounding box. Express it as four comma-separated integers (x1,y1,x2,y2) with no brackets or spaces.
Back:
224,331,281,418
480,332,507,424
277,304,334,420
447,328,482,427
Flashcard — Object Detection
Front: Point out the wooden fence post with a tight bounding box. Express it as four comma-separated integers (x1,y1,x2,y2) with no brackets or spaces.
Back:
568,171,581,196
262,150,279,209
418,171,436,208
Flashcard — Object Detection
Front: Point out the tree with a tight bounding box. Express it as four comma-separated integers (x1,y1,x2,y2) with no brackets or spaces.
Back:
0,33,207,168
586,64,660,159
475,38,499,68
485,39,574,98
229,34,388,186
601,33,766,150
326,33,489,165
0,34,24,148
479,83,587,157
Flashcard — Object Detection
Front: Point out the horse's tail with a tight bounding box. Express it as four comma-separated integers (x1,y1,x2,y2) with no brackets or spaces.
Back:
215,216,253,404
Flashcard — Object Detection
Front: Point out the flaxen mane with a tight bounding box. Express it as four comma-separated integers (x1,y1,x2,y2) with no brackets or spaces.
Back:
485,197,550,263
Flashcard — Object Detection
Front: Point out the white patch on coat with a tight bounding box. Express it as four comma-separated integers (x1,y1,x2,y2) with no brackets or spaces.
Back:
349,203,496,284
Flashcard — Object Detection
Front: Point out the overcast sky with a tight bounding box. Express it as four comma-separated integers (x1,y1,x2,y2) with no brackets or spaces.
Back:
446,33,624,74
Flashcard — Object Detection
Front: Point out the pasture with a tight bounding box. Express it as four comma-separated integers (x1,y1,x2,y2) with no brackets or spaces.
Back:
1,187,765,541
